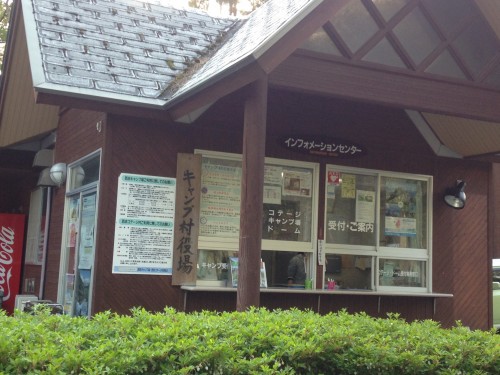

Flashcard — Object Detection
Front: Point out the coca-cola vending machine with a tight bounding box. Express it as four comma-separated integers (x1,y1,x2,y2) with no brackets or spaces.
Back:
0,214,25,314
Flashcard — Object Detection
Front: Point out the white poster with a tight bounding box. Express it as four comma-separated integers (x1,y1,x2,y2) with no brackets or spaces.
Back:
78,193,96,269
355,190,375,223
200,162,241,237
112,173,176,275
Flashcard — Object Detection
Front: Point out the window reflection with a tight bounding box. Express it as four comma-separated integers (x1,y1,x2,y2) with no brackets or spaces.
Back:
379,258,426,287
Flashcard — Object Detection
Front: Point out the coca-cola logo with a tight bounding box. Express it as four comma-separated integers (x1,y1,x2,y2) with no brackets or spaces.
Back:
0,226,15,303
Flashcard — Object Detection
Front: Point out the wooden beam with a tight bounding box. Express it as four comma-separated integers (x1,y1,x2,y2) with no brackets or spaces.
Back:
34,91,173,123
237,75,268,311
168,63,266,122
270,54,500,123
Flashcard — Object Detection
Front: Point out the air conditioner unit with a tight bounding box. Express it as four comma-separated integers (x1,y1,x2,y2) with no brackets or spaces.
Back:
14,295,38,313
32,149,54,167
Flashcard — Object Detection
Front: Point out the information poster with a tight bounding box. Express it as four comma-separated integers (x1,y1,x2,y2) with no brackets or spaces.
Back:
200,161,241,237
112,173,176,275
355,190,375,223
78,194,96,270
384,178,417,237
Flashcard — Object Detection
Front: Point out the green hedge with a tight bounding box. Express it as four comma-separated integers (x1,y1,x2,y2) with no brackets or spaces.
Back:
1,307,499,374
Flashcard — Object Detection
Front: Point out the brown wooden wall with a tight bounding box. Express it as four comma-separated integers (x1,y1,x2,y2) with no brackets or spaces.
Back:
44,89,493,329
44,109,106,301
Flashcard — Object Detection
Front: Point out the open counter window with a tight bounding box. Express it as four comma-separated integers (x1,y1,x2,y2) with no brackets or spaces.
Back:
324,165,432,293
195,151,319,288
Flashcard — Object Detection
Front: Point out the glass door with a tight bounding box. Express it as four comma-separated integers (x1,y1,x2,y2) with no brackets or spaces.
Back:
62,190,97,316
58,151,100,316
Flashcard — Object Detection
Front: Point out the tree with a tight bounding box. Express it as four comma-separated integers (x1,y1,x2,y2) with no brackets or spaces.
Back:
240,0,268,16
189,0,269,16
0,0,12,73
188,0,209,12
215,0,238,17
248,0,268,11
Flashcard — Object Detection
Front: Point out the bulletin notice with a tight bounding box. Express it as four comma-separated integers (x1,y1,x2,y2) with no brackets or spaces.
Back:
112,173,176,275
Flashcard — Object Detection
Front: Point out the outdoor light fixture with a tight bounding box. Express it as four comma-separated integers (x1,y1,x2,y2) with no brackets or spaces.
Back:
37,168,58,187
444,180,466,209
49,163,67,186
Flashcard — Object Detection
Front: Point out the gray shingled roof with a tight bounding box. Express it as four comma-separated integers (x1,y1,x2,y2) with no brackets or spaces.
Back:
168,0,318,104
22,0,319,109
22,0,238,106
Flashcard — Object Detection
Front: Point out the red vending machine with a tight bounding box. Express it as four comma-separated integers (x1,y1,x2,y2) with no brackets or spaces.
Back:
0,214,25,314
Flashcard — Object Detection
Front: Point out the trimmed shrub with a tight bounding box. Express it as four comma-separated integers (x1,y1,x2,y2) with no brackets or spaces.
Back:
0,306,499,374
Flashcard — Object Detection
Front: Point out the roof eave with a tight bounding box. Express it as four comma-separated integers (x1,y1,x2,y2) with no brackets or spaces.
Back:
163,0,322,117
34,82,169,109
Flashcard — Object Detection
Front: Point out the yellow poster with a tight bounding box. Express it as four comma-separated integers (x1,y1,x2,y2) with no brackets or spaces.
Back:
341,174,356,199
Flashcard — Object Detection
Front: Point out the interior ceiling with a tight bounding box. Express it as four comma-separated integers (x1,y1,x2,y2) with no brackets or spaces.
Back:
300,0,500,159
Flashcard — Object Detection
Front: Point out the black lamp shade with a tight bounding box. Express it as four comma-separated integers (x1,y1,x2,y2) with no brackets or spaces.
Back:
444,180,466,209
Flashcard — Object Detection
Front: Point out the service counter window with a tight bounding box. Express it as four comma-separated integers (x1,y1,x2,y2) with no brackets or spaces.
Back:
324,165,432,293
195,151,319,288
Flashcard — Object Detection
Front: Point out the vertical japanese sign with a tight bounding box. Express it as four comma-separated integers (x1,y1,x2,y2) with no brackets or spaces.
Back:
112,174,176,275
0,214,25,314
172,153,201,285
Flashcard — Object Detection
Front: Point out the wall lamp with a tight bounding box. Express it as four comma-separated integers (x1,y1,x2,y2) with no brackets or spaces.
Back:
444,180,466,209
49,163,67,186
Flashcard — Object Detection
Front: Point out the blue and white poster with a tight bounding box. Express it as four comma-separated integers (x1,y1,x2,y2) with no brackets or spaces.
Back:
112,173,176,275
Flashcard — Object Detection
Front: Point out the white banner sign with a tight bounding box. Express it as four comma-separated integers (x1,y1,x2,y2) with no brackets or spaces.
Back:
112,173,176,275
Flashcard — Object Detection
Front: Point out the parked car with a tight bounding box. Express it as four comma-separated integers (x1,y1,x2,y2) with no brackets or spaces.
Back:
493,259,500,332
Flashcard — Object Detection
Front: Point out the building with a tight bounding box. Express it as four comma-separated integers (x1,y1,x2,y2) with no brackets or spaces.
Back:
1,0,500,330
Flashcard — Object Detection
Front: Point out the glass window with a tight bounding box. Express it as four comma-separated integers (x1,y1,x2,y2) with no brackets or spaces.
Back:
425,49,467,80
196,250,314,289
380,176,427,249
68,155,100,190
199,156,241,239
324,165,432,292
422,0,474,38
379,258,426,288
362,38,407,69
198,153,317,249
452,21,497,78
196,151,319,288
331,0,379,53
262,250,311,288
299,29,342,56
197,249,232,287
262,162,314,243
325,169,377,247
325,254,373,290
371,0,408,22
393,7,441,66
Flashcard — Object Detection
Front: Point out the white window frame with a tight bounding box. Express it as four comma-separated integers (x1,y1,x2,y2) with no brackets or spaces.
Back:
57,150,101,315
195,150,320,279
323,164,433,293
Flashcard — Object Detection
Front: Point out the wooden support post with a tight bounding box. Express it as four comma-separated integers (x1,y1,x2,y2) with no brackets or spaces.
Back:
237,76,268,311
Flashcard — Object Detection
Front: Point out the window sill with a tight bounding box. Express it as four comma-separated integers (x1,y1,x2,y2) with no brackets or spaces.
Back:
180,285,452,298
